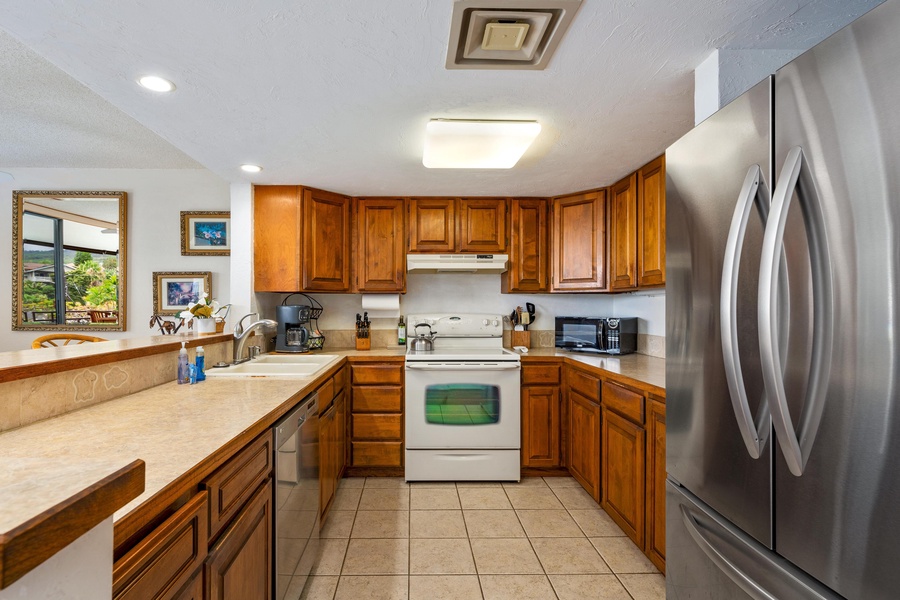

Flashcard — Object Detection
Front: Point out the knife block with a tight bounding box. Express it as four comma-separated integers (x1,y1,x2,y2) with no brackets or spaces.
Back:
355,336,371,351
511,331,531,349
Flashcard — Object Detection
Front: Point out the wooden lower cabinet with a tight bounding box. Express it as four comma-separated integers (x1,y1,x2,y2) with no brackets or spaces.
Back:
645,399,666,572
350,362,404,468
521,385,561,468
205,479,273,600
113,492,209,600
601,408,646,548
174,570,203,600
319,402,338,519
568,391,601,501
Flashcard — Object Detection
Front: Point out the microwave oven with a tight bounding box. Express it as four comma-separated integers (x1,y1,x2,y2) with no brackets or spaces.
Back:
554,316,637,355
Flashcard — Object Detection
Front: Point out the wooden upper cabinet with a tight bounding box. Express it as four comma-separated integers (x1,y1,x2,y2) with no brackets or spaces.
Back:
503,198,549,293
302,187,352,292
458,198,508,253
408,197,456,252
551,190,608,291
610,173,638,291
638,155,666,287
355,198,406,292
253,185,302,292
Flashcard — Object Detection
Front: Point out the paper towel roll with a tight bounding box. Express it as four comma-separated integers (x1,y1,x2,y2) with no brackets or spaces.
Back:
361,294,401,319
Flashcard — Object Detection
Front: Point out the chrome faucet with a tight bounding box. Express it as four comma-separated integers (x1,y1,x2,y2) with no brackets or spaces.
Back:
233,313,277,364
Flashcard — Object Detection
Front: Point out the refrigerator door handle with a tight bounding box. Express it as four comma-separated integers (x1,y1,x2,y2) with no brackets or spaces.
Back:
759,146,834,477
721,164,771,459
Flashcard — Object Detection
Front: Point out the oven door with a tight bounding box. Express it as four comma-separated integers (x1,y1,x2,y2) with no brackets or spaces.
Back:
405,361,521,449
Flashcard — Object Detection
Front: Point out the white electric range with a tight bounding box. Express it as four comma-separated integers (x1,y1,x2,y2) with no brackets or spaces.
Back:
404,313,521,481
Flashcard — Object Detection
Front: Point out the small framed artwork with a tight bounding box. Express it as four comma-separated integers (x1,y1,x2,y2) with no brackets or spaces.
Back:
180,211,231,256
153,271,212,315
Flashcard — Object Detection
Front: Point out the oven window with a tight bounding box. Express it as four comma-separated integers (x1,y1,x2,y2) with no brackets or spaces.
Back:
424,384,500,425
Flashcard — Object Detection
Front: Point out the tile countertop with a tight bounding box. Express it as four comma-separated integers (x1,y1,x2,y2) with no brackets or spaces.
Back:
0,345,660,536
521,348,666,395
0,377,314,529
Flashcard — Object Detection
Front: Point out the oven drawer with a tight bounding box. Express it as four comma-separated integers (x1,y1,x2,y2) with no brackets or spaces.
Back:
352,441,403,467
353,414,402,440
352,386,403,412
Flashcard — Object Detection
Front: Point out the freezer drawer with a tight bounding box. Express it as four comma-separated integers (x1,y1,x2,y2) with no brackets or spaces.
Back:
666,480,841,600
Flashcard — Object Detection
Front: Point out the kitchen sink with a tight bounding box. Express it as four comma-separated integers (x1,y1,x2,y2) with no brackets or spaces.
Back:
205,353,339,378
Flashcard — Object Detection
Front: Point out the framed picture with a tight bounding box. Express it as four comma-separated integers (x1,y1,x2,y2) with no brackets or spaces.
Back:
180,211,230,255
153,271,212,315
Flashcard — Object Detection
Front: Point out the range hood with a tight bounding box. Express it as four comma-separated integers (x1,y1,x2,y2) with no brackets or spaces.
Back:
407,253,508,274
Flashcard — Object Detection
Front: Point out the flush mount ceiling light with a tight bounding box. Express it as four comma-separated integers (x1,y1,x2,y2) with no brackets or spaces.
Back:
137,75,176,92
240,164,263,173
422,119,541,169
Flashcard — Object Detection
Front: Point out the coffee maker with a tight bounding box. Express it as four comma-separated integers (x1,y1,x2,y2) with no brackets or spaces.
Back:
275,305,311,352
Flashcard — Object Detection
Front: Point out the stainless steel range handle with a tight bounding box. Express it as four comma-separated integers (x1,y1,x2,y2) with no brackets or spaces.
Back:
405,363,521,371
758,146,834,477
721,165,771,459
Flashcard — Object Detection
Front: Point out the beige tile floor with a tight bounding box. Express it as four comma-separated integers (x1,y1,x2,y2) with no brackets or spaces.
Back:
298,476,665,600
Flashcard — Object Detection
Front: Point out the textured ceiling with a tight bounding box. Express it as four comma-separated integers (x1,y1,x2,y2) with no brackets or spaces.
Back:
0,29,200,169
0,0,882,195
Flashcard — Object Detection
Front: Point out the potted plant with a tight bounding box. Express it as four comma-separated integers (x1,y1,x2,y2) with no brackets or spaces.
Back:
178,294,220,335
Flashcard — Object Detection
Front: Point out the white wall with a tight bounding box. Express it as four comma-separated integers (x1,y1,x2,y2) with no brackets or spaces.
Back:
0,518,112,600
1,168,230,351
695,48,802,124
257,274,665,338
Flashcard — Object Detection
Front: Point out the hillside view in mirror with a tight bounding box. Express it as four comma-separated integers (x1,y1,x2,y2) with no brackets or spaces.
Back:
12,190,127,332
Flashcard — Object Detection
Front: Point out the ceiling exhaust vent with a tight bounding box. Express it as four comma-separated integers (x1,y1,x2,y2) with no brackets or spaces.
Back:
446,0,582,70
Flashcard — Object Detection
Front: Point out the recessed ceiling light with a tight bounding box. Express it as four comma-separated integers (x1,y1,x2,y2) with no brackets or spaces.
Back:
240,164,263,173
138,75,176,92
423,119,541,169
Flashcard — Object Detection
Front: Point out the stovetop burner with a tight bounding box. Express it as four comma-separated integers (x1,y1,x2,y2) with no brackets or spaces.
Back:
404,313,519,362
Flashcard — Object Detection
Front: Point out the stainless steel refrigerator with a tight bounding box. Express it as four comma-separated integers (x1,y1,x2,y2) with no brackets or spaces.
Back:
665,1,900,598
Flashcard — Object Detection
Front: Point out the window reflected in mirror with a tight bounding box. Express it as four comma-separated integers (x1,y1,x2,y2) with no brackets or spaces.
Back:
12,191,127,331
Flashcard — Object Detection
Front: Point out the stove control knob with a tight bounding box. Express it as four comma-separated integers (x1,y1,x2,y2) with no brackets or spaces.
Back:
482,319,489,326
492,319,499,327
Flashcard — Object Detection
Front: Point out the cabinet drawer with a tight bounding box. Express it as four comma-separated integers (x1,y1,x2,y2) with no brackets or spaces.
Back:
522,364,560,386
113,492,208,600
568,367,601,402
352,441,403,467
335,366,349,394
352,364,403,385
353,414,402,440
318,376,335,408
204,431,273,541
602,380,645,425
352,386,403,412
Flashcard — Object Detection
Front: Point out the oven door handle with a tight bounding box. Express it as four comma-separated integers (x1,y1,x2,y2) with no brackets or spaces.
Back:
405,363,521,371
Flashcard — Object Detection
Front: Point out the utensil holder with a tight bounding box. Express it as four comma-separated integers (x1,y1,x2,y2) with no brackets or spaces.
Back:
355,336,371,351
511,331,531,348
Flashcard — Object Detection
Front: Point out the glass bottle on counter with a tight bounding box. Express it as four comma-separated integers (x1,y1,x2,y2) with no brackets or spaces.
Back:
398,316,406,345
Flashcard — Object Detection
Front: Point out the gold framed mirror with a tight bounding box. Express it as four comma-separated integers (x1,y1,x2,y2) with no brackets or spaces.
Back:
12,190,127,332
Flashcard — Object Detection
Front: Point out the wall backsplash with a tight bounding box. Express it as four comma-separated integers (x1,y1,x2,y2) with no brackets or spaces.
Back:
0,340,231,433
255,273,665,356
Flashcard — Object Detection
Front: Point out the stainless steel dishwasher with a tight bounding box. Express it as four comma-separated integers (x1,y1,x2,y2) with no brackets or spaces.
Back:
274,392,319,600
